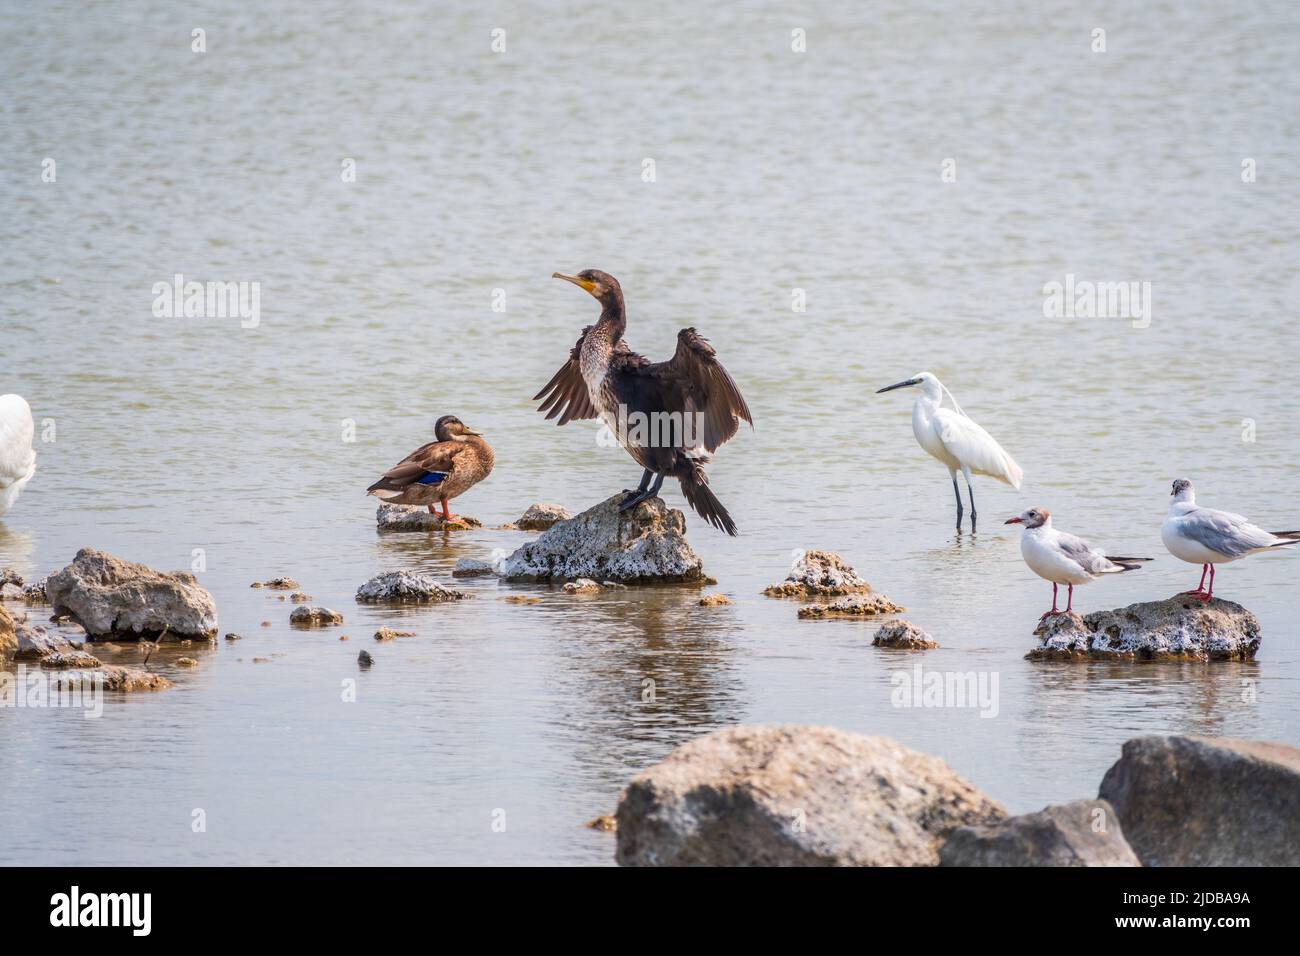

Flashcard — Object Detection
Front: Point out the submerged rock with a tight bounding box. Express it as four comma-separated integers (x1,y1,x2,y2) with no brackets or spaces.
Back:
514,503,572,531
452,558,496,577
39,650,104,668
289,606,344,627
587,814,617,833
224,632,242,641
358,649,374,668
51,665,172,692
355,571,468,604
176,657,198,667
763,550,872,598
1099,735,1300,866
873,620,938,649
615,725,1006,866
562,579,602,594
374,627,416,641
289,592,312,603
798,593,904,619
376,503,481,532
939,799,1139,867
251,577,299,590
500,494,705,585
46,548,218,641
698,593,733,607
1028,596,1260,662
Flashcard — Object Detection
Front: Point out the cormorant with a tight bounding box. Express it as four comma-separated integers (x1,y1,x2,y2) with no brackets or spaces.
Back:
535,270,752,535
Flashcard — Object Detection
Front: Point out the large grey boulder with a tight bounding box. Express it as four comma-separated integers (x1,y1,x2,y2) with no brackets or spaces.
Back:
1099,735,1300,866
615,725,1006,866
500,494,705,584
355,571,467,604
940,799,1140,867
45,548,218,641
763,550,872,598
1028,596,1260,662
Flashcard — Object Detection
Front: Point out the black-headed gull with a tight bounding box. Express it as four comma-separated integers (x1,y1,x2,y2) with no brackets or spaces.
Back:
877,372,1022,533
0,394,36,516
1161,478,1299,601
1006,507,1151,621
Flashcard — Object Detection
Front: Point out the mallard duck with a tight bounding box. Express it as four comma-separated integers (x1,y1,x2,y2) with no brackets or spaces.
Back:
534,269,752,535
0,394,36,517
366,415,494,522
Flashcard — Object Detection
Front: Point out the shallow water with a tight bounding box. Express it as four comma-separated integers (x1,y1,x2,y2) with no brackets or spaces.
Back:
2,0,1298,864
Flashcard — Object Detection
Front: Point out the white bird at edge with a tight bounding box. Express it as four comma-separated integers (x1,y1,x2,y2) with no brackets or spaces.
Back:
876,371,1023,532
0,394,36,516
1005,506,1151,621
1161,478,1299,602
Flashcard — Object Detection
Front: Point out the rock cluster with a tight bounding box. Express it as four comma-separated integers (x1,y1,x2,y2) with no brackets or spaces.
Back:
763,551,872,598
355,571,467,604
289,606,344,627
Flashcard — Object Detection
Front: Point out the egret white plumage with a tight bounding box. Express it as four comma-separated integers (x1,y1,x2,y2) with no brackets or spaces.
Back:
876,372,1022,532
1161,478,1299,601
1005,507,1151,621
0,394,36,516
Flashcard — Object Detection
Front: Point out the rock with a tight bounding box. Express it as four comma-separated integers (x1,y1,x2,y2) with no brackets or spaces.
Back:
763,550,872,598
39,650,104,668
501,595,540,605
289,592,312,603
500,494,705,584
615,725,1006,866
252,577,299,590
376,503,481,532
698,593,733,607
452,558,496,577
289,606,344,627
14,623,79,661
1028,596,1261,662
939,799,1139,867
562,578,602,594
253,657,271,663
45,548,218,641
587,815,617,832
798,593,904,619
0,603,14,659
0,568,22,589
176,657,198,667
51,665,172,692
873,620,938,649
358,650,374,668
224,633,242,641
374,627,416,641
260,621,272,627
22,578,49,603
355,571,468,604
515,503,572,531
1099,735,1300,866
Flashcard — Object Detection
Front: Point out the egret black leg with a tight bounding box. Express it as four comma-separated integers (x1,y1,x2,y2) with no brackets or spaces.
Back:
952,476,963,531
966,478,977,533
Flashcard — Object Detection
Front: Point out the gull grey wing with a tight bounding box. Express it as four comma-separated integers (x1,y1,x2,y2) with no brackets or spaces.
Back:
1054,532,1112,575
1180,507,1277,558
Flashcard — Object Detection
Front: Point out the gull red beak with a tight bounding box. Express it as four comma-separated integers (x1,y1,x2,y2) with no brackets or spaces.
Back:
1004,516,1023,524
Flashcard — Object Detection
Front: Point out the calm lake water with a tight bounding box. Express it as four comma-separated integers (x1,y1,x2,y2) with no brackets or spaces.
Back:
2,1,1298,864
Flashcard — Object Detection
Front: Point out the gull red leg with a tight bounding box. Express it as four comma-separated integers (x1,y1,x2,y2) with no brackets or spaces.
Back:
1039,583,1062,623
1205,564,1215,601
1065,584,1074,613
1182,564,1208,596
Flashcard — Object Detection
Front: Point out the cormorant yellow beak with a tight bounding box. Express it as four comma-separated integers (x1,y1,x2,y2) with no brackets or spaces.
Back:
553,272,597,294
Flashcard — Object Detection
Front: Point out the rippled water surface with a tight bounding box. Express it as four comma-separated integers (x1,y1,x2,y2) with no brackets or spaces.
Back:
2,1,1299,864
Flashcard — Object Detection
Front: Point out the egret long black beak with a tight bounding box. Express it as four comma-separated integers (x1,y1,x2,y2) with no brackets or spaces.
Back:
1004,516,1023,524
876,378,922,394
553,272,596,294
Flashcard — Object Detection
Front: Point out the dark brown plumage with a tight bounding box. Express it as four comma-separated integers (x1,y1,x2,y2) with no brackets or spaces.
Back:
535,270,752,534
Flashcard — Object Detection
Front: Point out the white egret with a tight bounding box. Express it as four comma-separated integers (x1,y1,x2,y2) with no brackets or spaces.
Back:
1005,507,1150,621
1161,478,1298,601
0,394,36,516
876,371,1022,532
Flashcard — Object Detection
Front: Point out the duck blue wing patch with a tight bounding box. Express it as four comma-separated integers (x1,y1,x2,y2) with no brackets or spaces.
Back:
415,471,449,485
